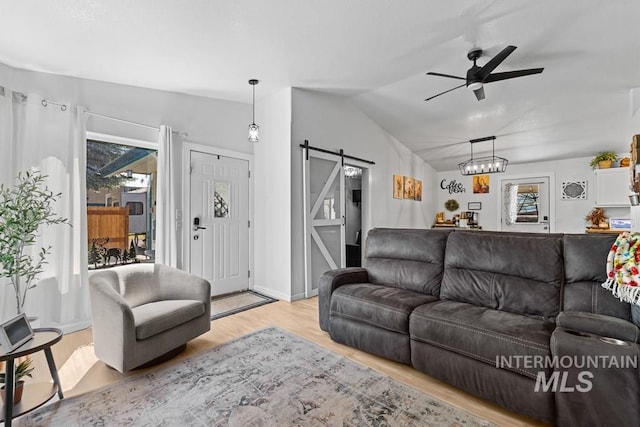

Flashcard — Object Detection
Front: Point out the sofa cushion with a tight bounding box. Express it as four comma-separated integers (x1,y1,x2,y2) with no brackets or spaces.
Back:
364,228,450,295
133,300,206,340
330,283,437,334
410,300,555,379
440,231,563,318
563,234,632,321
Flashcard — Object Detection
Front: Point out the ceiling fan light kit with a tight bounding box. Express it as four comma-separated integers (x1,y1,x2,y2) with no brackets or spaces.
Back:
458,136,508,176
425,45,544,102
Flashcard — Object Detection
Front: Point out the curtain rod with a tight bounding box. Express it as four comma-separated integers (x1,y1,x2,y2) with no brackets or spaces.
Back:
40,98,188,137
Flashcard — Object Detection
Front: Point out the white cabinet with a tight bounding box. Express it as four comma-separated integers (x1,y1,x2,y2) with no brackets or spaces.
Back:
594,167,630,207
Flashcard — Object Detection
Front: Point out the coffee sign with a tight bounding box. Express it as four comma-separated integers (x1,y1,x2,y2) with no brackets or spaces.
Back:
440,179,466,194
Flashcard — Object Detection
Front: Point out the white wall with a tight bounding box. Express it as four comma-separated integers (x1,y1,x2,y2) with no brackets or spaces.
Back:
290,89,437,299
0,63,252,151
437,155,631,233
0,62,253,270
253,88,293,300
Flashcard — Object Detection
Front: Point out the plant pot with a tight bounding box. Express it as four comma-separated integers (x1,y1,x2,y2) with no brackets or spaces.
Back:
598,160,613,169
1,381,24,405
630,194,640,206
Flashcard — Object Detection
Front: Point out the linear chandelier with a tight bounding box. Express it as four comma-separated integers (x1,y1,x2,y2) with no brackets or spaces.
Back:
458,136,508,176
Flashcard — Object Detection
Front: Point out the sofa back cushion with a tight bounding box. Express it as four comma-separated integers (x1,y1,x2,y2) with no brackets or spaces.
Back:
440,231,563,318
563,234,632,321
364,228,450,295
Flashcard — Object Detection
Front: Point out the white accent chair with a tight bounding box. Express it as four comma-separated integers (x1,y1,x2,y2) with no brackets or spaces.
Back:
88,263,210,372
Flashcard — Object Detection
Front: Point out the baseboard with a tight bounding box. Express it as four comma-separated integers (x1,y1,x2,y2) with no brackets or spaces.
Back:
252,285,292,302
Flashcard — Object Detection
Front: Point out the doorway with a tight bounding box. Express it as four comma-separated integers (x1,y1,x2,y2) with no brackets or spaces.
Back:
500,176,551,233
189,150,250,296
345,165,363,267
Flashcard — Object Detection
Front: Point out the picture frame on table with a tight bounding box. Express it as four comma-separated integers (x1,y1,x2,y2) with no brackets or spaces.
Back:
0,313,34,353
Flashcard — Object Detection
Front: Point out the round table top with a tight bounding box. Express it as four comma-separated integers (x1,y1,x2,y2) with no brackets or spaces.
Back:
0,328,63,361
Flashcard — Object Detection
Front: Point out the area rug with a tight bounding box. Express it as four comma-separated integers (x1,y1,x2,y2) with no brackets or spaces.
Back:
16,327,494,426
211,290,277,320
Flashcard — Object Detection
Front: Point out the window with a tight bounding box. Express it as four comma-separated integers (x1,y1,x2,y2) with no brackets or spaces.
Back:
86,138,157,269
126,201,144,216
515,184,539,223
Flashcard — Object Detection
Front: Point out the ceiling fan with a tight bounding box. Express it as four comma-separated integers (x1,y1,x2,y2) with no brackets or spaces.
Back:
425,45,544,101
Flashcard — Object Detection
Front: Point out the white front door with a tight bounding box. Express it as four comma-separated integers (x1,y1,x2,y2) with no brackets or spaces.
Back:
500,176,551,233
303,150,346,297
190,151,249,296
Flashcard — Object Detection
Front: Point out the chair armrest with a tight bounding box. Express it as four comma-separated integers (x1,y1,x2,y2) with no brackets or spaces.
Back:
557,311,640,343
156,266,211,300
88,273,136,371
156,265,211,316
318,267,369,332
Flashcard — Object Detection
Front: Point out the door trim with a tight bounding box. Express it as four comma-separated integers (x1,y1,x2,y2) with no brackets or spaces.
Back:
182,142,254,289
497,172,555,233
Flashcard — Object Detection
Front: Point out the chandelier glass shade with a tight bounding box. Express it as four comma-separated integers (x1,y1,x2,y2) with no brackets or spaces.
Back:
458,136,508,176
248,79,259,143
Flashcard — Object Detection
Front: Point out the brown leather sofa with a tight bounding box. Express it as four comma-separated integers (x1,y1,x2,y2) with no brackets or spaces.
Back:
319,228,640,426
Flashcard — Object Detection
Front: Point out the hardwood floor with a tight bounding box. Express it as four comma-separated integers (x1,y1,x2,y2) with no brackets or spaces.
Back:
28,297,545,426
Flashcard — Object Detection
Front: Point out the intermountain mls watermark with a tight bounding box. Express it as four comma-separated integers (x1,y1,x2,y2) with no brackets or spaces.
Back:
496,355,638,392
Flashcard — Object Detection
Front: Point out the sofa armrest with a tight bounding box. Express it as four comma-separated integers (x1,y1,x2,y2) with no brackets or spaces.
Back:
156,265,211,318
557,311,640,343
88,274,136,371
318,267,369,332
552,328,640,426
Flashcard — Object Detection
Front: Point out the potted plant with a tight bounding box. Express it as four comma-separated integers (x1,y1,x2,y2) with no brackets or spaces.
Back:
590,151,619,169
0,170,68,316
0,356,34,404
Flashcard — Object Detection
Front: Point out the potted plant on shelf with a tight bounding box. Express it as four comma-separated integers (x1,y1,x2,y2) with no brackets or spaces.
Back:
0,170,68,317
590,151,619,169
0,356,34,404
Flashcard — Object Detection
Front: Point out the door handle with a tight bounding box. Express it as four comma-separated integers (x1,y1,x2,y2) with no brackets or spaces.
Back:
193,217,207,231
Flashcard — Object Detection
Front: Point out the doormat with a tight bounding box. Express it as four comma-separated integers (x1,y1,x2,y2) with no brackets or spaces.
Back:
211,290,277,320
16,327,494,426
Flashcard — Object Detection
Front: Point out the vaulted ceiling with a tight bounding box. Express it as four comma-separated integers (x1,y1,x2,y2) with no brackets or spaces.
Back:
1,0,639,170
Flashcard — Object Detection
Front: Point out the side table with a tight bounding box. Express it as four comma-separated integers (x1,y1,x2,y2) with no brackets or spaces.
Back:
0,328,64,427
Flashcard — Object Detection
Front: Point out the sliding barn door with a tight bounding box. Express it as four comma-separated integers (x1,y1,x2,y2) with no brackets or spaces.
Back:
303,149,346,297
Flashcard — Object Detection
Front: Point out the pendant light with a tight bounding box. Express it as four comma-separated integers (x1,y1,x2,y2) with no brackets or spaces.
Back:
248,79,259,143
458,136,508,176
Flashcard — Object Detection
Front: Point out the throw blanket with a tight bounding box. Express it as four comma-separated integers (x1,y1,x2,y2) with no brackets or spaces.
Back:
603,231,640,306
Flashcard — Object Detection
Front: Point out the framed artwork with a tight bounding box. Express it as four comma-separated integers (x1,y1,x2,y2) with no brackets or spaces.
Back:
561,181,587,200
472,175,490,194
414,180,423,201
403,176,415,199
468,202,482,210
393,175,404,199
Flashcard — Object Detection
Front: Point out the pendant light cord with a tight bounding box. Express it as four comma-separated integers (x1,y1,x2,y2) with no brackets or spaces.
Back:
252,83,256,125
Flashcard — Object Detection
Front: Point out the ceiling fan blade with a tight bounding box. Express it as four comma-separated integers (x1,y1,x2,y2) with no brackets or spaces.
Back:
476,45,517,81
426,72,466,81
425,83,466,101
473,86,485,101
484,68,544,83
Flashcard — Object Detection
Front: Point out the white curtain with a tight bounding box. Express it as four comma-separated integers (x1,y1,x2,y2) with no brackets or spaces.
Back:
155,125,178,267
0,87,90,332
503,183,519,225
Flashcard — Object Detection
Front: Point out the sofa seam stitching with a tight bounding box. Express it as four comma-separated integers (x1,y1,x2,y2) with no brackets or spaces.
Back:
412,315,549,352
413,338,538,379
331,312,406,335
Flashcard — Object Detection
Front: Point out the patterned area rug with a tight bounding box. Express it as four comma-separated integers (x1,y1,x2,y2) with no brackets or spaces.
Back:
16,327,494,426
211,290,277,320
